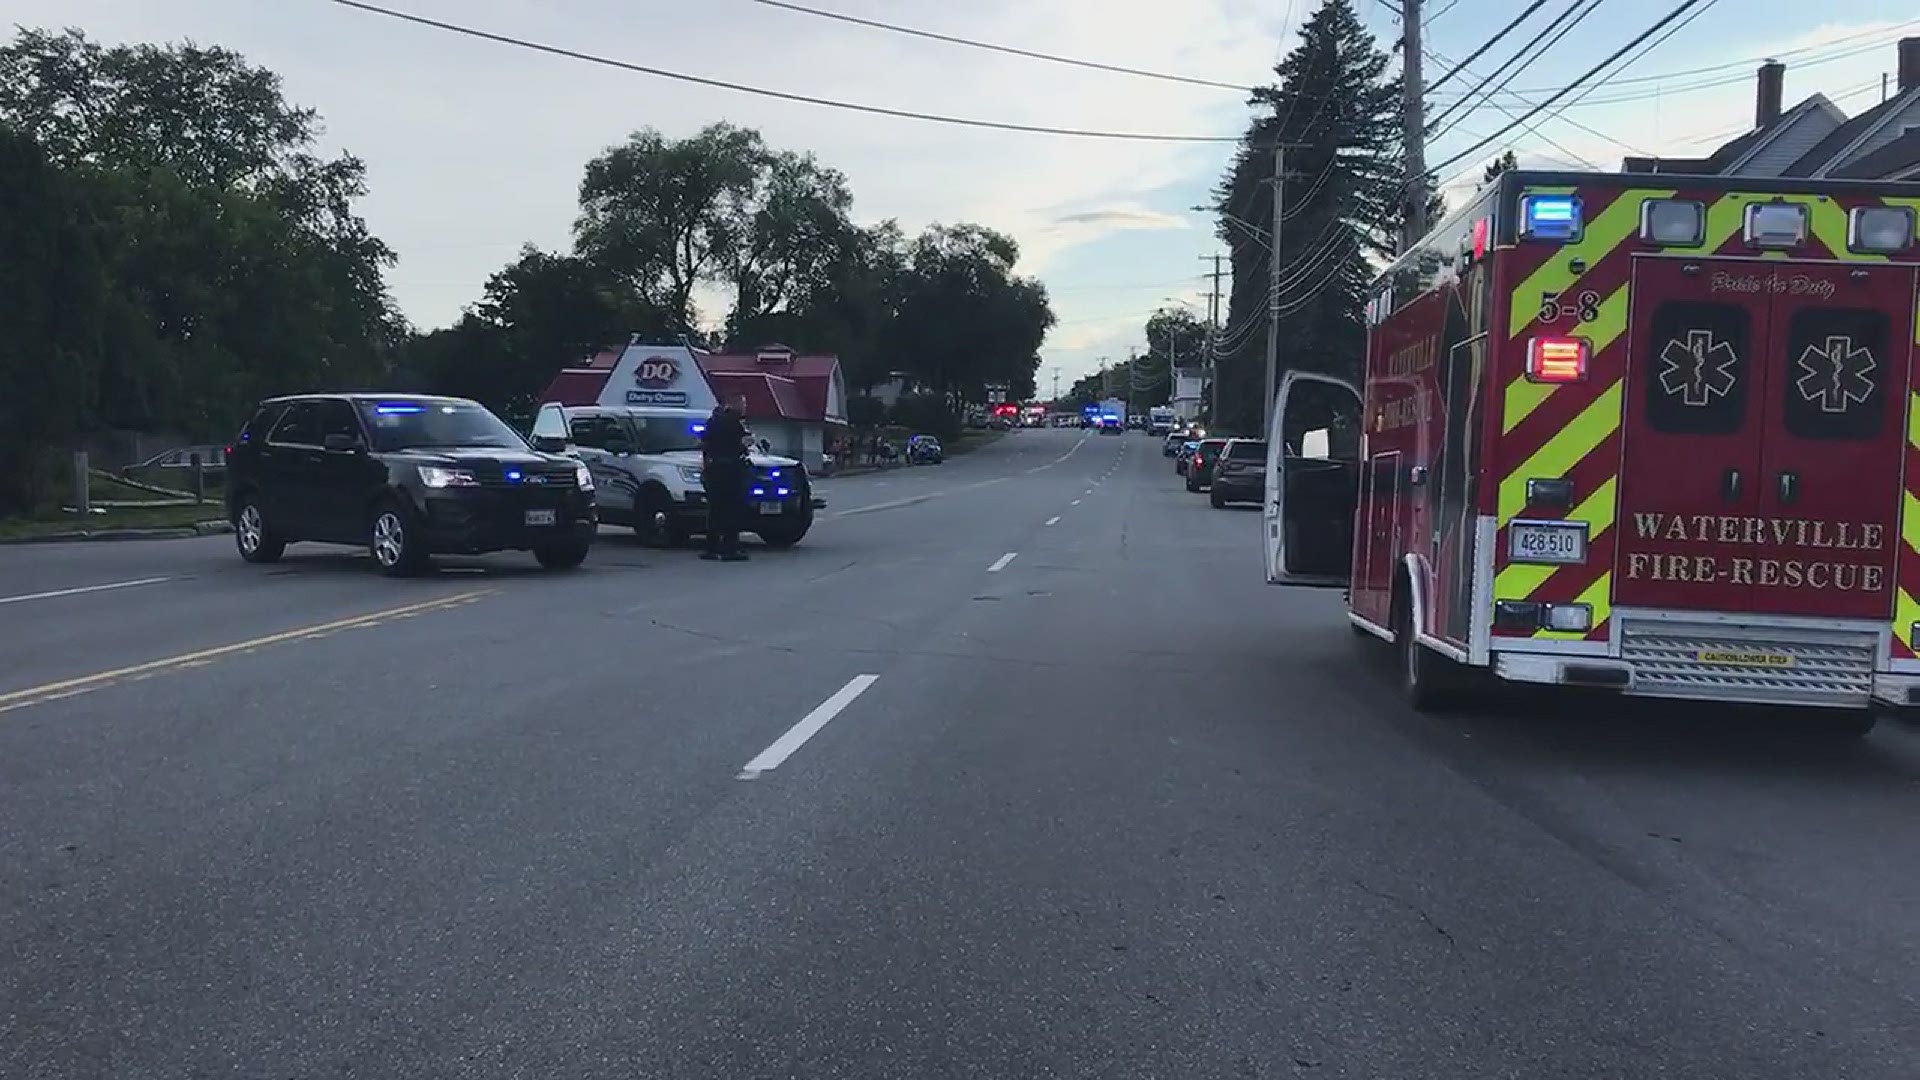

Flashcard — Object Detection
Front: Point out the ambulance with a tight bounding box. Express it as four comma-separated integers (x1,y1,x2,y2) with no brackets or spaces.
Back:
1264,170,1920,732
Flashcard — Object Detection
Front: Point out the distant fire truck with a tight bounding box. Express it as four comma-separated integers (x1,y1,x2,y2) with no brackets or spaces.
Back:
1264,170,1920,734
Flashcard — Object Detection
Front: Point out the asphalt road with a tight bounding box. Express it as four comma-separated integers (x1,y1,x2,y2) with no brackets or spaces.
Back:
5,427,1920,1079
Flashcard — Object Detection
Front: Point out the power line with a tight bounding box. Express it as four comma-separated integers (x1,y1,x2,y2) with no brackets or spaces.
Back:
1551,0,1724,116
1426,49,1608,164
1427,0,1550,93
325,0,1241,143
749,0,1253,92
1439,17,1920,95
1432,0,1718,175
1429,0,1607,137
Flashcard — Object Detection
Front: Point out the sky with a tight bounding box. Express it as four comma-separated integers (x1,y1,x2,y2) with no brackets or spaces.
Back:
10,0,1918,391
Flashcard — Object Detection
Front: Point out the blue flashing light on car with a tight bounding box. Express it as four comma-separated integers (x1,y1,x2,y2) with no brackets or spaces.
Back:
375,403,425,414
506,470,523,482
691,422,707,435
776,487,790,497
751,487,766,497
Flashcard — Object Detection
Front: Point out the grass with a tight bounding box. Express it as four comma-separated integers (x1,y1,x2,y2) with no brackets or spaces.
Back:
0,476,222,541
0,502,222,541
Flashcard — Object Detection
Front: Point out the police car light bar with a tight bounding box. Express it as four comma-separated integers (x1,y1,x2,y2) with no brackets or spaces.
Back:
1526,337,1589,383
1520,194,1582,241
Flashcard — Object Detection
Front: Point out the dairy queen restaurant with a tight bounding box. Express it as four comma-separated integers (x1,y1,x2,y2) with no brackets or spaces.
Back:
539,339,850,471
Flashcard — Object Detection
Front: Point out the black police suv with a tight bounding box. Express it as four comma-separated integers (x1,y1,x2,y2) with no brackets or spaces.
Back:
225,394,597,575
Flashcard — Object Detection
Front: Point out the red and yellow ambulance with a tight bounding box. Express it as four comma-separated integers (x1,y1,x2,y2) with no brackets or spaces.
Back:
1265,170,1920,731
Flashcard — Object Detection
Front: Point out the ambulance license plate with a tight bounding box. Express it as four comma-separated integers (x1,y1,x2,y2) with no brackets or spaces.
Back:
524,509,557,527
1509,521,1586,564
758,502,784,516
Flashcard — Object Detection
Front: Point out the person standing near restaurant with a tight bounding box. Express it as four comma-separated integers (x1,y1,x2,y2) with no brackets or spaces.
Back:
700,399,752,561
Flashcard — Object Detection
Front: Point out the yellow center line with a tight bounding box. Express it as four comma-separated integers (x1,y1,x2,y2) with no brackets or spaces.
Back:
0,589,494,713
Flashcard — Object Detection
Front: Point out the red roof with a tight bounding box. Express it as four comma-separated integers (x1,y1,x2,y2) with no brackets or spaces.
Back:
542,369,612,406
706,371,808,420
699,346,842,424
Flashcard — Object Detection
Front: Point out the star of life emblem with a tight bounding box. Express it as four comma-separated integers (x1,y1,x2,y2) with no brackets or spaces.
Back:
1658,329,1739,407
1795,335,1875,414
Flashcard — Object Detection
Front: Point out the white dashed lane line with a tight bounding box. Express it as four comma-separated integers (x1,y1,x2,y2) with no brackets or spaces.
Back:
1045,516,1060,526
987,552,1019,573
737,674,881,780
0,577,173,606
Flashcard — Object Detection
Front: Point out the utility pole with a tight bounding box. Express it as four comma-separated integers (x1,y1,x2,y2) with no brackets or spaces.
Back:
1262,143,1289,439
1400,0,1429,252
1200,254,1223,426
1051,367,1060,402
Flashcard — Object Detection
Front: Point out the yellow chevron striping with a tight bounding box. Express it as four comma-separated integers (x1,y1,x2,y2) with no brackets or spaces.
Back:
1904,490,1920,558
1908,392,1920,450
1494,476,1619,601
1508,186,1675,340
1501,283,1633,434
1536,571,1614,641
1497,381,1622,525
1894,588,1920,654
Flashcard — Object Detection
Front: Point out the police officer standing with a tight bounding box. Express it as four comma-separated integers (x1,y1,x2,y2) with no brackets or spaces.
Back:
700,399,752,562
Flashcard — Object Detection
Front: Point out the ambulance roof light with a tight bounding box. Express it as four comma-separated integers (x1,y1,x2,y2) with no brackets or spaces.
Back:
1519,194,1583,242
1744,201,1807,249
1526,337,1589,384
1640,198,1705,246
1849,205,1914,254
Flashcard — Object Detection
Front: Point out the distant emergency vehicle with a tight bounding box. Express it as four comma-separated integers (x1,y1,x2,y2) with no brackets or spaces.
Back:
1264,170,1920,732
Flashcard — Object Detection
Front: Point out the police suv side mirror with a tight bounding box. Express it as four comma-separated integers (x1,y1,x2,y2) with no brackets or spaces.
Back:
530,434,568,453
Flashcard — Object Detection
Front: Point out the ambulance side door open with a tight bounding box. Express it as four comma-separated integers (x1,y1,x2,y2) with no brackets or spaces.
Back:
1265,371,1362,587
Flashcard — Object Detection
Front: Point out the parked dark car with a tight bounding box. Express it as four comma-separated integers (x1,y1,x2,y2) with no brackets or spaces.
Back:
1209,438,1267,507
226,394,597,575
1184,438,1229,492
906,434,945,464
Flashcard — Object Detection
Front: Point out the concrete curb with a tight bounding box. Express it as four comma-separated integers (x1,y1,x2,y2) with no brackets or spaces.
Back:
0,520,232,545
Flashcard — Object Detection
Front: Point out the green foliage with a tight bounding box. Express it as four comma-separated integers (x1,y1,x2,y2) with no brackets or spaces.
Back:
1212,0,1402,436
845,394,888,431
0,28,399,513
884,224,1053,405
889,393,959,439
1480,149,1519,189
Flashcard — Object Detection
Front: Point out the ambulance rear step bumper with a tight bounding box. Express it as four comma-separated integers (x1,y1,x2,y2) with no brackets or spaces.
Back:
1494,613,1911,710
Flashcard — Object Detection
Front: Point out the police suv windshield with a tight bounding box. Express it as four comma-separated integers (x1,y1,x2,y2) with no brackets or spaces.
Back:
628,416,708,453
358,401,527,451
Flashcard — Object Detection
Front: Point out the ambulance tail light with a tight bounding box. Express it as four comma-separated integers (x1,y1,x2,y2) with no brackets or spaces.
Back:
1526,337,1588,383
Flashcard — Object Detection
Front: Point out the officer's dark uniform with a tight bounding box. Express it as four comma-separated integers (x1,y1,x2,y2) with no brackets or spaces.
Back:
700,406,751,561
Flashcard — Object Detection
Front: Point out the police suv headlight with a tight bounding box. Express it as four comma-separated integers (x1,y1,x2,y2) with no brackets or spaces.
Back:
677,465,703,485
574,463,594,491
418,465,478,488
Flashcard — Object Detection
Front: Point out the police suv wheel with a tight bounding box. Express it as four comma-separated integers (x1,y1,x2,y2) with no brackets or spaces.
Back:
233,498,285,564
534,541,589,570
755,518,811,549
370,503,425,576
1209,489,1226,509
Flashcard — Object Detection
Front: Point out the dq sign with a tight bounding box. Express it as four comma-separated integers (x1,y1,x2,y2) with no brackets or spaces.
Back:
635,356,680,389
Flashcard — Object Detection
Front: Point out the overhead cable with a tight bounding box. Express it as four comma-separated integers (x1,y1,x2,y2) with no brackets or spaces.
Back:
749,0,1254,91
324,0,1240,143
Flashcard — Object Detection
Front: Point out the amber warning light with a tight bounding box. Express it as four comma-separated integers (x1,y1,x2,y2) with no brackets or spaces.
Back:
1526,337,1589,383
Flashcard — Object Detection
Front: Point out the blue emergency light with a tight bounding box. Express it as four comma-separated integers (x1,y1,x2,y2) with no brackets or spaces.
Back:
506,470,522,482
691,422,707,435
1520,194,1582,241
374,403,424,414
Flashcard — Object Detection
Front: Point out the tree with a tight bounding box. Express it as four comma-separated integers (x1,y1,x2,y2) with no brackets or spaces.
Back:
0,126,106,513
0,28,402,471
1211,0,1400,436
1480,149,1518,188
574,123,766,331
885,224,1054,413
722,151,858,334
404,247,668,419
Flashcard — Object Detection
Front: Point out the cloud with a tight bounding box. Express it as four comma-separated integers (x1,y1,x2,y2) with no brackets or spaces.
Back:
1050,206,1191,230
